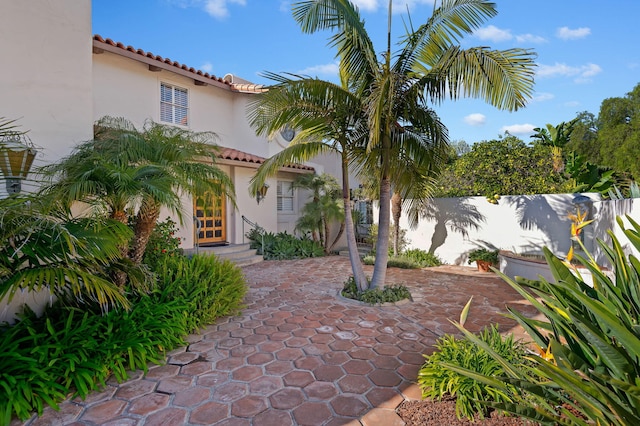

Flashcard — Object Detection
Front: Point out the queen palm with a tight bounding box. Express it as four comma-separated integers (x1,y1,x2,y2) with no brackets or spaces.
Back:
41,117,235,278
293,0,536,288
248,74,371,290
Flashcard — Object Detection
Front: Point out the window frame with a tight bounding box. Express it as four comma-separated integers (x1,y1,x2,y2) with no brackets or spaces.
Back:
277,180,295,213
160,82,189,126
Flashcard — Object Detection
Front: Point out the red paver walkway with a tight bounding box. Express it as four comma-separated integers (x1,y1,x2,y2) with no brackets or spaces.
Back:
18,257,536,426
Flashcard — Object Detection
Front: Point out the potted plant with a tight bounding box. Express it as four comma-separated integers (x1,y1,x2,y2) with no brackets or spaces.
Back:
467,248,499,272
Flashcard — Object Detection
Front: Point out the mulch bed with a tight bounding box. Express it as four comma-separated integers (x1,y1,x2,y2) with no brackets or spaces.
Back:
397,398,538,426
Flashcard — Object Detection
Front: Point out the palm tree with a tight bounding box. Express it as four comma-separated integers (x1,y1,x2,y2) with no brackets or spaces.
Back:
41,117,235,277
293,0,536,288
0,194,131,311
247,74,371,290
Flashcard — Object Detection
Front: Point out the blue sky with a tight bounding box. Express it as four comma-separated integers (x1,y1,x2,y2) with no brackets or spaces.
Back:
93,0,640,144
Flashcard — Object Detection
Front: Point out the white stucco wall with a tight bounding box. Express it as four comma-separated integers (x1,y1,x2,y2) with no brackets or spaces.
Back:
0,0,93,195
373,193,640,266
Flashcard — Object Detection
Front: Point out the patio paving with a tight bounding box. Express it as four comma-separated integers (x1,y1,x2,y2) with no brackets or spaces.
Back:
19,256,537,426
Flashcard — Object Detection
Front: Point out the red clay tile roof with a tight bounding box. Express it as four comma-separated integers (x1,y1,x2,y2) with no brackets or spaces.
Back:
217,147,314,172
92,35,267,93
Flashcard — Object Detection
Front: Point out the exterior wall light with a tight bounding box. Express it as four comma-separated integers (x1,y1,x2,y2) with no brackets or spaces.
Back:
256,183,269,204
0,134,37,194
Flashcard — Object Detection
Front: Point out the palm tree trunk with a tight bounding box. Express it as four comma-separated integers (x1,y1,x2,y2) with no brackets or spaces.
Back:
341,155,368,292
370,176,391,289
130,198,161,264
110,209,130,288
391,192,402,256
327,221,345,254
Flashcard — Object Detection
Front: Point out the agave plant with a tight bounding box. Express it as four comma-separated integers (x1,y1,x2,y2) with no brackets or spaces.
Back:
449,215,640,425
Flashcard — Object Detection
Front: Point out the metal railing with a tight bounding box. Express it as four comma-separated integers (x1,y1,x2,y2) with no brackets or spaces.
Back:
241,215,265,256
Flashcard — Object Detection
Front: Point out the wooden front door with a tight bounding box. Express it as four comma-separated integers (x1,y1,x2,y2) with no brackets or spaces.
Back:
194,193,226,245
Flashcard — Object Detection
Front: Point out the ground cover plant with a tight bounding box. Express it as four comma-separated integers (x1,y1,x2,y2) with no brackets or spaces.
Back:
247,230,324,260
0,253,247,423
450,215,640,425
341,276,411,305
418,323,529,420
363,248,443,269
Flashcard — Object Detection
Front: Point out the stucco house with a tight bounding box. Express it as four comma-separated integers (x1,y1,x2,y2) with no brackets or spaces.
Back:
1,1,344,251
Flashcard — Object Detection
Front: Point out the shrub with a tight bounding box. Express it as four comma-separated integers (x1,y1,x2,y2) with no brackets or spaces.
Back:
251,231,324,260
341,276,411,304
0,254,247,423
142,217,183,270
403,248,443,267
418,324,528,420
155,254,247,332
453,215,640,425
362,254,434,269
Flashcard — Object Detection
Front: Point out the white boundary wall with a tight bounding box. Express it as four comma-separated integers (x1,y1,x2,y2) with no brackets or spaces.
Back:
375,194,640,267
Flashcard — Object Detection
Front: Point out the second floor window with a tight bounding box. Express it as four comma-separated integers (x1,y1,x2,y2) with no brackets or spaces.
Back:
160,82,188,125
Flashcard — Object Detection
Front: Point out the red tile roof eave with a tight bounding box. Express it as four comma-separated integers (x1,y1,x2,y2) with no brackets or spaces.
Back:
92,35,267,94
217,147,314,173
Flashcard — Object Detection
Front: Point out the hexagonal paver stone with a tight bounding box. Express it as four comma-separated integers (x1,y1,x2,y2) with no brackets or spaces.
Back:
212,382,248,403
329,340,354,351
368,370,402,387
348,347,376,360
292,402,333,426
30,402,83,425
144,407,189,426
269,387,305,409
232,365,262,382
330,395,369,417
283,370,314,387
313,365,345,382
264,360,294,376
197,370,228,387
252,409,294,425
303,381,338,400
80,400,127,424
284,337,310,348
114,379,156,399
128,393,170,416
168,351,200,365
180,361,214,376
249,376,282,396
398,351,426,365
321,351,350,365
231,395,268,417
365,387,404,409
372,344,402,356
275,347,304,361
246,352,274,365
294,355,323,371
342,359,373,375
190,401,228,425
231,345,257,357
370,355,401,370
292,328,317,338
337,375,372,394
156,375,193,394
398,363,421,380
310,333,334,344
259,341,286,352
218,337,243,349
215,357,245,371
145,364,180,380
172,386,211,407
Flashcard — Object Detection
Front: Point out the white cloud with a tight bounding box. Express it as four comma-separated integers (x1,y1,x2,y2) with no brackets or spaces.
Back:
556,26,591,40
349,0,434,12
351,0,379,11
298,62,340,77
537,62,602,83
473,25,512,42
531,92,554,102
464,113,486,126
203,0,246,19
501,123,535,135
516,33,547,44
200,62,213,73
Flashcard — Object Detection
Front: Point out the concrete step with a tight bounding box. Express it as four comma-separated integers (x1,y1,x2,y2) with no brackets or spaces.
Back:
186,243,263,267
338,244,372,258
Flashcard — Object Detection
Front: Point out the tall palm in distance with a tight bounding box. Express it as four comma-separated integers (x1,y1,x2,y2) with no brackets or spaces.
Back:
293,0,536,288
